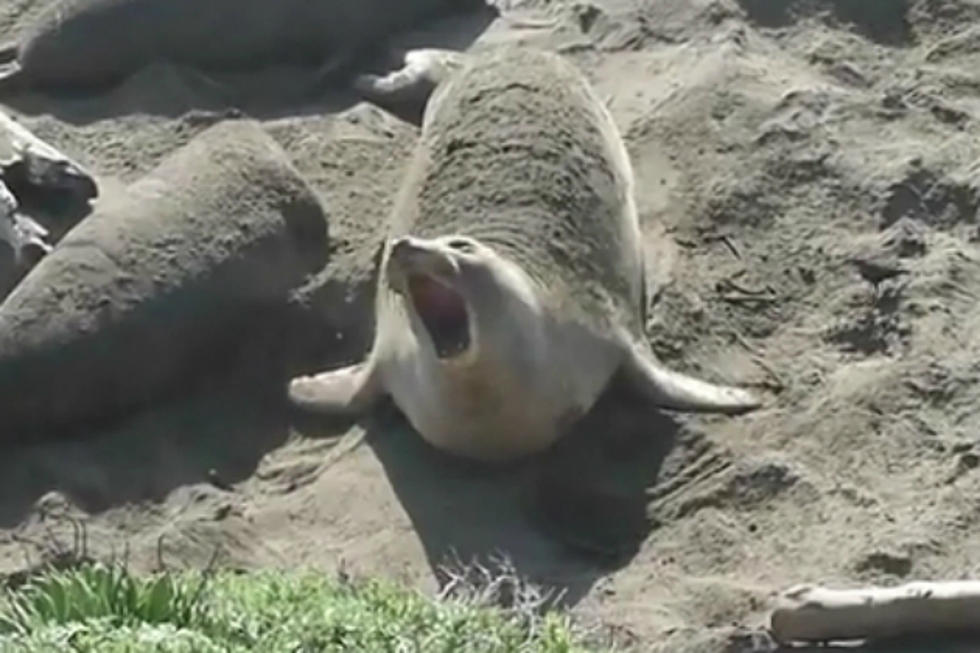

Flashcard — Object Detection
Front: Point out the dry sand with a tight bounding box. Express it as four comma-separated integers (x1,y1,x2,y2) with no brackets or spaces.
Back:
2,0,980,651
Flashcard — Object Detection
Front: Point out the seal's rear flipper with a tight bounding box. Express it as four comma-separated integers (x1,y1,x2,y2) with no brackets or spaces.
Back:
353,49,467,124
620,341,761,415
288,360,383,416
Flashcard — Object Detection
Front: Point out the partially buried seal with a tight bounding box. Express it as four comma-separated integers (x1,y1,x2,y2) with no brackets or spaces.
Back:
0,119,327,438
290,46,762,462
0,0,486,93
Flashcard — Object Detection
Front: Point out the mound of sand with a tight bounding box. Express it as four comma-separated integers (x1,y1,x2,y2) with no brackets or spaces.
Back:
2,0,980,651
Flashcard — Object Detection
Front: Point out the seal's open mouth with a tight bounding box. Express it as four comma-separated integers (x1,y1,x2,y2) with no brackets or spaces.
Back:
408,274,470,359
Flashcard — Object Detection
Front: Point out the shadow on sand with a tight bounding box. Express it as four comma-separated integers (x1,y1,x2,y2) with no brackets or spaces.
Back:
0,339,297,528
0,327,679,611
359,380,681,607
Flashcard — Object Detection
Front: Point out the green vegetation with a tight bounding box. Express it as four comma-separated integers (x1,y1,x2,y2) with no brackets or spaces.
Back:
0,562,607,652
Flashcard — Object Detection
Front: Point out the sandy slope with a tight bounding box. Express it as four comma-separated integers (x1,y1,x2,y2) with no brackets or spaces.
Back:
2,0,980,650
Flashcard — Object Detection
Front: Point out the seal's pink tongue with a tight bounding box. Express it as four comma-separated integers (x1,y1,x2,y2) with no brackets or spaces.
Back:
409,276,464,320
408,275,469,358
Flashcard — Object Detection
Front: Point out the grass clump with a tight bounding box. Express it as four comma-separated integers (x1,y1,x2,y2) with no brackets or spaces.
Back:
0,560,608,652
0,561,209,634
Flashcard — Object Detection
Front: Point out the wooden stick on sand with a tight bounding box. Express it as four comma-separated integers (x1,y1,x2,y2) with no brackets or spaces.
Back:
770,581,980,645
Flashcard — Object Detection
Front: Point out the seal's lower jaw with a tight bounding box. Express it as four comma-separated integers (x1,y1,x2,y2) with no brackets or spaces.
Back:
406,274,471,359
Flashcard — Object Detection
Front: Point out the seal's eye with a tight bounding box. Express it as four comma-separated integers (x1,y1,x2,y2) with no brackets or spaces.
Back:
448,239,475,253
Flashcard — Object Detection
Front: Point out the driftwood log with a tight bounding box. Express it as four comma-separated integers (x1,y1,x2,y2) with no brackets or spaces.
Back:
770,581,980,644
0,110,96,200
0,109,97,293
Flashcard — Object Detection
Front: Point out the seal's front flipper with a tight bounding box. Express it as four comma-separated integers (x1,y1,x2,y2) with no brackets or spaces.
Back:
288,360,383,416
620,341,761,415
353,48,467,123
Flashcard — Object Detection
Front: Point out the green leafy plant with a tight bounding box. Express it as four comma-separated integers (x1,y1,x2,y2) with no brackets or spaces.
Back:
0,562,210,636
0,560,617,652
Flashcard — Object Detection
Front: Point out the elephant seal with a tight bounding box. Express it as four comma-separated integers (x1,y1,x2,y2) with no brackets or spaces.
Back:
0,0,488,93
0,119,327,438
290,46,761,462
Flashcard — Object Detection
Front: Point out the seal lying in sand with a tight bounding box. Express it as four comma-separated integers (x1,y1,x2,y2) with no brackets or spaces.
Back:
0,119,327,439
290,47,761,462
0,0,486,92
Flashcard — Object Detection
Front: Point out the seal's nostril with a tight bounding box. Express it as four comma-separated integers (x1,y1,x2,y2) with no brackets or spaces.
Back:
391,237,427,260
390,238,409,258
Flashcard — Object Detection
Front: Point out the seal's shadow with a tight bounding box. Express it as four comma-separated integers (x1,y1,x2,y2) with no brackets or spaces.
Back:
0,323,298,528
363,377,681,607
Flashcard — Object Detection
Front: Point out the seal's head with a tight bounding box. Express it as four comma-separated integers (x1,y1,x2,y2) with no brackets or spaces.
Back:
382,233,581,459
386,234,541,366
